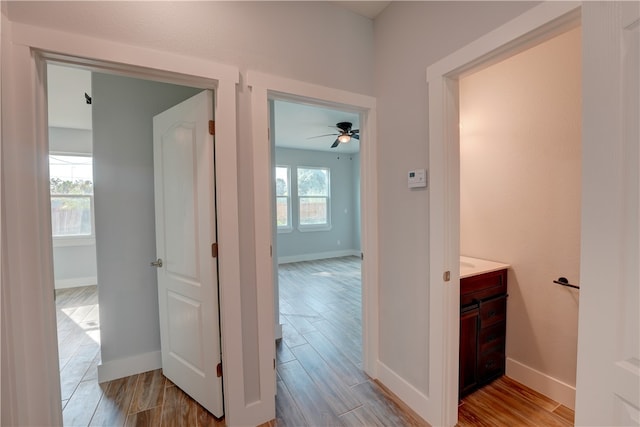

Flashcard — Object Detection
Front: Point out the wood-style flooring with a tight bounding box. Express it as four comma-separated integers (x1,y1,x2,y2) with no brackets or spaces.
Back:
275,256,575,427
458,376,575,426
57,259,575,426
56,286,222,426
56,285,102,421
273,256,427,427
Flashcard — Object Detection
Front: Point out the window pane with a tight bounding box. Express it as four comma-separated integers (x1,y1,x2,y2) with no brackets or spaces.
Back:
276,196,289,227
275,166,289,196
299,197,327,225
297,168,328,196
49,155,94,237
49,155,93,195
51,196,92,236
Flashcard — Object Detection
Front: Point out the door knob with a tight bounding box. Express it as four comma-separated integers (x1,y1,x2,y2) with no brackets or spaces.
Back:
150,258,163,268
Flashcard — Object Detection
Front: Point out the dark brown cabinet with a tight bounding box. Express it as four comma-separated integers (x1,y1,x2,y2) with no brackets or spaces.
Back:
459,269,507,398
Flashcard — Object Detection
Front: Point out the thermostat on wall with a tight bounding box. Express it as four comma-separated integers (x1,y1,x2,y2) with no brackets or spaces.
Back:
408,169,427,188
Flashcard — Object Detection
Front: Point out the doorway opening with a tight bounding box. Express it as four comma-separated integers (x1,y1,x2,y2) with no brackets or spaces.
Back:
425,3,582,425
47,63,101,419
456,26,581,425
46,61,223,425
270,99,366,423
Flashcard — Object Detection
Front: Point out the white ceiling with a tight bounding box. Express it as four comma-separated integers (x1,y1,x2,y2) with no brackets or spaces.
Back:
47,64,92,130
330,1,392,19
47,66,363,154
273,100,361,154
269,1,382,155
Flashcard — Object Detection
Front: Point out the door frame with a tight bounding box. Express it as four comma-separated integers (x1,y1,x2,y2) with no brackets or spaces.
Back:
1,24,253,426
425,3,581,426
247,72,379,392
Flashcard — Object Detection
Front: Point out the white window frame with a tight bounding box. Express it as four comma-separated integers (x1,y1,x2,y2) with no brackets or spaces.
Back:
275,165,292,233
296,166,331,232
49,152,96,247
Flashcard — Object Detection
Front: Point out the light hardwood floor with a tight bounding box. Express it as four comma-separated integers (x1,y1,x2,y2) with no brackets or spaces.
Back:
56,285,102,422
273,256,427,426
56,285,223,426
57,259,575,426
457,376,574,426
274,257,575,427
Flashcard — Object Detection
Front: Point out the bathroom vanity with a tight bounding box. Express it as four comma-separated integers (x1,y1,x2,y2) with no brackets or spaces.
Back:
459,256,510,398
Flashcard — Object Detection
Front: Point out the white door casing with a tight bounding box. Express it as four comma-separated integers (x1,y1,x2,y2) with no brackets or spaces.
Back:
153,90,223,417
247,71,378,423
575,2,640,425
426,3,581,426
2,24,253,426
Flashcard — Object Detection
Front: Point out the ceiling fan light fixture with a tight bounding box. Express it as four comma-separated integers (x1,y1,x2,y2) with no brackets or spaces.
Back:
338,134,351,143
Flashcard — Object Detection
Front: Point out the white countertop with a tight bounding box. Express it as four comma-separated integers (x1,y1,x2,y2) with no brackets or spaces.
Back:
460,256,510,279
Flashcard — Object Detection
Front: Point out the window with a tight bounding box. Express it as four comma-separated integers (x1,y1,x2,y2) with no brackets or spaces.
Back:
49,154,94,239
297,166,330,230
275,166,291,231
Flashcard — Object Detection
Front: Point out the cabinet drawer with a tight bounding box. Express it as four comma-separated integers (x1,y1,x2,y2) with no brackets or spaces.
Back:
479,321,505,354
460,269,507,306
478,346,505,383
479,295,507,328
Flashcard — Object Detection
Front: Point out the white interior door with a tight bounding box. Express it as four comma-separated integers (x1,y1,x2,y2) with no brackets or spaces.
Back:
152,90,223,418
576,2,640,425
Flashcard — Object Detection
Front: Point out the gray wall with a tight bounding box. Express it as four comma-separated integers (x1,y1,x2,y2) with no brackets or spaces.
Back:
374,1,538,393
4,1,545,419
49,127,98,289
7,1,374,407
352,152,361,250
92,72,200,365
275,147,360,261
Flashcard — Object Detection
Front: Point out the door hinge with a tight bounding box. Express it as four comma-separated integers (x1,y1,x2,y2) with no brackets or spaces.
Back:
443,271,451,282
273,358,276,370
211,243,218,258
216,362,223,377
270,245,273,257
361,252,364,260
209,120,215,136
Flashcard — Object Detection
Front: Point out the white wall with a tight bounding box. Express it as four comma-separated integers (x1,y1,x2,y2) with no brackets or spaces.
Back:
49,127,92,153
48,65,99,290
373,1,538,394
49,127,98,289
275,147,360,262
47,64,92,130
0,2,374,411
91,72,200,371
460,27,581,404
3,2,570,425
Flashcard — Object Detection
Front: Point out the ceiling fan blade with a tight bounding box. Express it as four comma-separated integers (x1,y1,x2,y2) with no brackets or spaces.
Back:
351,129,360,134
307,133,338,139
330,138,340,148
351,134,360,140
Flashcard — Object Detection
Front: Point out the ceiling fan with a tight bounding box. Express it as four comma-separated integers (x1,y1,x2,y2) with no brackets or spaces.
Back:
308,121,360,148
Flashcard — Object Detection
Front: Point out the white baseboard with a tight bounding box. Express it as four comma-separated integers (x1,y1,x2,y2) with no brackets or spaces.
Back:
506,357,576,410
54,276,98,289
278,249,360,264
376,360,430,424
97,351,162,383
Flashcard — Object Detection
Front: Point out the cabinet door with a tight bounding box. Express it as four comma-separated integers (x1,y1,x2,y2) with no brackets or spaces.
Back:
459,307,479,397
478,344,506,384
